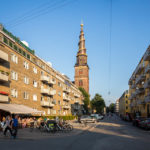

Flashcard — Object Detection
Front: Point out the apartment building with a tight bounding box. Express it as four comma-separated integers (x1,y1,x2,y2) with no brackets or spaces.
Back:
0,24,84,117
128,46,150,118
115,99,119,114
119,90,130,117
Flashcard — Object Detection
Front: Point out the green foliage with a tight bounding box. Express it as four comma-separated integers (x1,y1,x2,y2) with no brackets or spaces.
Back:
79,87,90,114
91,93,105,114
109,103,115,113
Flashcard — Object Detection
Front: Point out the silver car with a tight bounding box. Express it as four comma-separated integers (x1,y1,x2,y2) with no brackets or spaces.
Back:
80,116,97,123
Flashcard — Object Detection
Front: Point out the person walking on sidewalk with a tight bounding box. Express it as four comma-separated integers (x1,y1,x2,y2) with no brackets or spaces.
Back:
3,115,13,136
12,115,18,139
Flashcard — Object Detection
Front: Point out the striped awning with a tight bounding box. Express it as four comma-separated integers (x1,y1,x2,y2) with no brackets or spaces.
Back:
0,103,43,115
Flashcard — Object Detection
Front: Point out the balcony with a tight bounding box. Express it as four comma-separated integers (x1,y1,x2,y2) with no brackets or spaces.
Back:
63,94,71,101
41,76,49,83
0,72,9,82
135,63,145,75
74,93,80,98
41,101,54,107
143,51,150,61
63,105,70,109
41,88,49,95
144,94,150,103
135,88,145,95
0,50,8,62
135,74,146,85
145,64,150,73
131,84,136,89
49,89,56,96
129,92,136,100
0,94,9,102
48,79,56,85
63,87,71,93
144,79,150,89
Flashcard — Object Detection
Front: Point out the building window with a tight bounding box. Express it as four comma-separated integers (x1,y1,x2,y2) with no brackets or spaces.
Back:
9,41,13,47
126,101,128,104
41,96,44,101
23,51,26,57
58,100,61,105
58,91,61,96
23,92,29,100
11,71,18,80
19,48,22,54
52,110,56,115
58,82,61,87
126,106,128,110
33,80,37,87
33,94,37,101
14,45,18,51
41,71,44,75
27,54,30,60
33,67,37,74
11,89,18,98
79,80,83,86
3,37,8,44
24,76,29,84
11,54,18,64
23,61,29,69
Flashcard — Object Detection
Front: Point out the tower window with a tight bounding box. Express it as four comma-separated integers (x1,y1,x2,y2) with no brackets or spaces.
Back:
79,80,83,86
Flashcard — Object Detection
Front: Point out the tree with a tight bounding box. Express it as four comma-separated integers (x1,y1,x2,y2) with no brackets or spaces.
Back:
91,94,105,114
109,103,115,113
79,87,90,114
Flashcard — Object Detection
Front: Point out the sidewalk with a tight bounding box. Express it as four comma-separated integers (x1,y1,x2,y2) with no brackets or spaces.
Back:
0,121,92,140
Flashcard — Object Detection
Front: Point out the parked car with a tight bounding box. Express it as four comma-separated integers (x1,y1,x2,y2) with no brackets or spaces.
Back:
139,118,150,130
132,116,146,127
80,115,97,123
91,114,104,121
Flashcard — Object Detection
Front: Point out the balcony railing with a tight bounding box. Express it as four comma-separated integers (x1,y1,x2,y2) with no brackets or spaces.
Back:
135,63,145,75
143,51,150,61
0,72,8,82
63,105,70,109
135,88,145,95
145,64,150,73
144,79,150,89
41,101,54,107
74,93,80,98
131,84,136,89
63,87,71,93
63,95,71,101
0,94,9,102
0,50,8,62
135,74,146,85
49,79,56,85
49,89,56,96
41,88,49,95
144,94,150,103
41,76,49,83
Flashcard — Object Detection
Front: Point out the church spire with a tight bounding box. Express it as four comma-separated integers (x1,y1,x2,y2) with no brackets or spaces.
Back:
78,23,87,55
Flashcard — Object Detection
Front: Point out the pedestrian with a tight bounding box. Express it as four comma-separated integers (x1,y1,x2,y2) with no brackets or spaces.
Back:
12,115,18,139
3,115,13,137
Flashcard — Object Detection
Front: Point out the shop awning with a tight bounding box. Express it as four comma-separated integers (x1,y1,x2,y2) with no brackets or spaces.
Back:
0,103,43,115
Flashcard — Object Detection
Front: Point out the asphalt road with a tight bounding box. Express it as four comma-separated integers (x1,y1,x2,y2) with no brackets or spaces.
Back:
0,115,150,150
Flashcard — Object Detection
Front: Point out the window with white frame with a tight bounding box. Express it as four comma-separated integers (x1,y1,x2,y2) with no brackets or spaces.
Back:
23,92,29,99
52,110,56,115
11,89,18,98
23,61,29,69
24,76,29,84
47,109,51,115
33,67,37,74
11,54,18,64
41,96,44,101
33,94,37,101
58,91,61,96
33,80,37,87
11,71,18,80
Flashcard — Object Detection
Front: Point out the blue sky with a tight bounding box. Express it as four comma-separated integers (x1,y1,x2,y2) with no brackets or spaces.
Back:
1,0,150,106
